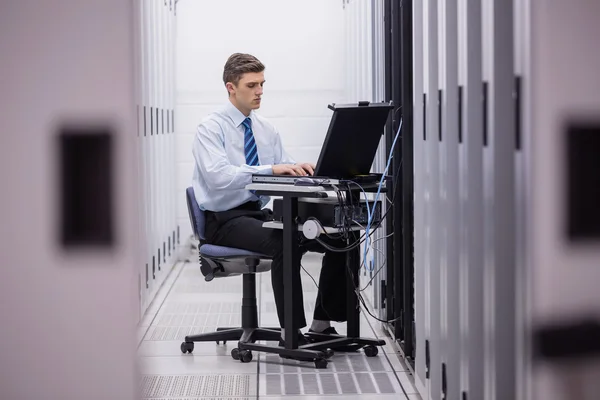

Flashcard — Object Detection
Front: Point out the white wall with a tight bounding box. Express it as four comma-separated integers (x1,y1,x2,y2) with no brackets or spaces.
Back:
175,0,346,239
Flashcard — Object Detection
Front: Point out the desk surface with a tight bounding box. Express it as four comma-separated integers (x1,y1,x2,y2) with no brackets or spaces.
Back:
246,183,328,193
246,181,386,195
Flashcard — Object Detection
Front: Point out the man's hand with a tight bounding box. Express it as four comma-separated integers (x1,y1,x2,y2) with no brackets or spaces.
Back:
296,163,315,176
272,164,309,176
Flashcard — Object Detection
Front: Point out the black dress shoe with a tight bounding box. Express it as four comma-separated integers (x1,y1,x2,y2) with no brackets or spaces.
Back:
307,327,339,335
278,332,309,348
307,327,358,352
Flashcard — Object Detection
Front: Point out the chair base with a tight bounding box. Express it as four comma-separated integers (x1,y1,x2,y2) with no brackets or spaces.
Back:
180,326,333,368
182,326,282,345
180,326,332,368
304,332,386,355
179,272,334,368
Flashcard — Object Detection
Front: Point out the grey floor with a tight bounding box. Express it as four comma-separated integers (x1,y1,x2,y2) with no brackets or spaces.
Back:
138,253,422,399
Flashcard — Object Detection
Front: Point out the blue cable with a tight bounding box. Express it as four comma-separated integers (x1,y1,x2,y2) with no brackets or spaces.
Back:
363,118,403,272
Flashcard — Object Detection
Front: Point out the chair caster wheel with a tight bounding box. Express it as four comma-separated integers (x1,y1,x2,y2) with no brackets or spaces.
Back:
314,358,328,369
216,340,227,345
239,350,253,363
180,342,194,354
364,345,378,357
231,348,240,360
324,349,334,358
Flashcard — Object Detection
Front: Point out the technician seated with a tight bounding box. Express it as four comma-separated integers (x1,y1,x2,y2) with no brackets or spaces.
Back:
192,53,347,345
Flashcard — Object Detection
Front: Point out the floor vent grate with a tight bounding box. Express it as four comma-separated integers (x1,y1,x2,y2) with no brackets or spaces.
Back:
140,374,253,398
264,372,399,395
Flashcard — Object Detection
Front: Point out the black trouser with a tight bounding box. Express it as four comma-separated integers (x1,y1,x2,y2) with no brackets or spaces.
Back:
204,201,348,329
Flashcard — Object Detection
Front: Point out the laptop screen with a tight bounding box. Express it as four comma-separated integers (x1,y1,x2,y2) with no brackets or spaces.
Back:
314,102,393,179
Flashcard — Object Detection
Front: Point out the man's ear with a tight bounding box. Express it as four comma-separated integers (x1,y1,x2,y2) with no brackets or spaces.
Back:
226,82,235,96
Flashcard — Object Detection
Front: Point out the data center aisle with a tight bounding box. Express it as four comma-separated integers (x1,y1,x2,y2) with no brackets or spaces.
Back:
138,253,421,399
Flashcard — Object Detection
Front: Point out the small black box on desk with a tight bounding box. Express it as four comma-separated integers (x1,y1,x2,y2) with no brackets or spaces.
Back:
272,197,382,229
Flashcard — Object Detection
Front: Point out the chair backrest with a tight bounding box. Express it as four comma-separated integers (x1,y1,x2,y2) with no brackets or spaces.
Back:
186,187,206,241
185,186,272,281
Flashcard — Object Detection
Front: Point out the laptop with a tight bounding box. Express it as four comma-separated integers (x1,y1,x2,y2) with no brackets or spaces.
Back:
252,101,393,186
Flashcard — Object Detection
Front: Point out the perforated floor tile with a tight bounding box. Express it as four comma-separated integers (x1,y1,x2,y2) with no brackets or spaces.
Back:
140,374,256,398
143,398,251,400
144,299,244,341
173,277,244,293
258,371,403,396
138,340,236,357
139,355,257,375
139,259,411,399
260,353,396,374
259,396,406,400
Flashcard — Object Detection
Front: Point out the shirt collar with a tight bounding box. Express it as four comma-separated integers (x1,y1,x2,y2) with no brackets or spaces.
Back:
225,100,254,128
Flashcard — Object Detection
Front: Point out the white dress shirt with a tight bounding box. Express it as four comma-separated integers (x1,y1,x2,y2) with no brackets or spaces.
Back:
192,100,296,212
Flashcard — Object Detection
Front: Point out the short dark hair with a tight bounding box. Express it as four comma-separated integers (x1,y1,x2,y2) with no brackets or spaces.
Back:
223,53,265,88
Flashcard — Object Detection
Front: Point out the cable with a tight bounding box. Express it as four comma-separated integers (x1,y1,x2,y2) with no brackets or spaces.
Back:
365,118,403,271
337,118,402,271
359,245,387,291
304,233,399,325
356,288,403,324
310,158,402,253
354,228,393,273
343,255,403,324
300,263,332,322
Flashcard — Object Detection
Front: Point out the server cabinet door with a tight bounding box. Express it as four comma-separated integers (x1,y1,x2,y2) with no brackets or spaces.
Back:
439,1,460,398
457,0,485,399
0,1,140,398
412,0,428,394
424,0,442,398
481,0,517,398
527,1,600,399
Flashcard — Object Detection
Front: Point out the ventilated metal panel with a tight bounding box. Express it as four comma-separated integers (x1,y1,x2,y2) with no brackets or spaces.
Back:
173,279,243,293
263,353,390,374
144,398,250,400
144,325,245,341
262,372,400,396
140,374,253,398
143,300,243,340
158,301,242,315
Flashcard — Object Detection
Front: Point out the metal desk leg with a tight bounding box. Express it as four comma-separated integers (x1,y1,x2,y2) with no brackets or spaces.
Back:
282,196,299,349
347,231,360,337
305,229,385,355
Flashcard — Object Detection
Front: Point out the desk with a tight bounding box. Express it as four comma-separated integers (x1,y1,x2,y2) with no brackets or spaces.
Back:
237,182,385,367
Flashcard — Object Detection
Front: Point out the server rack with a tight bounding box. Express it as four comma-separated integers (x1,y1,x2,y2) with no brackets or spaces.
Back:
439,1,460,399
526,2,600,399
481,1,517,398
136,0,178,315
457,1,485,399
411,0,427,394
383,0,416,366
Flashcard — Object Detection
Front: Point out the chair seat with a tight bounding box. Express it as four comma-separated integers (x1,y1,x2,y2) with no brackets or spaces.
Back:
200,244,269,259
199,244,272,279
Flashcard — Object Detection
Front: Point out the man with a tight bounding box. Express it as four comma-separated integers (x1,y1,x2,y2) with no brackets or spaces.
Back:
192,53,347,344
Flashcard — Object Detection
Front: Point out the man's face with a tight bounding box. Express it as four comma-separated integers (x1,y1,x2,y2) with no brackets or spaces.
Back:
230,71,265,111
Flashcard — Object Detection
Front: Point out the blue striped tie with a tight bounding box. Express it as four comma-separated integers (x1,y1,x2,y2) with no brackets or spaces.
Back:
242,117,260,166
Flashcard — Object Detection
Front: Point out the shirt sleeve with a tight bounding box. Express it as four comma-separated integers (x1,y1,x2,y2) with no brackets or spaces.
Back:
193,123,273,191
273,127,296,165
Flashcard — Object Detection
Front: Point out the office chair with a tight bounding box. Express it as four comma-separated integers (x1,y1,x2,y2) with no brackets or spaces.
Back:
180,187,283,363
